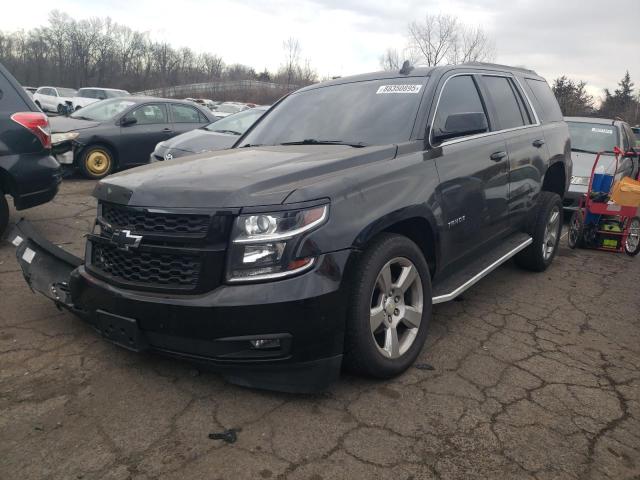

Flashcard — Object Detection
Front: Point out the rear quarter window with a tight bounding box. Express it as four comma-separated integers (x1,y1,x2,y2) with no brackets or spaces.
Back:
524,78,563,123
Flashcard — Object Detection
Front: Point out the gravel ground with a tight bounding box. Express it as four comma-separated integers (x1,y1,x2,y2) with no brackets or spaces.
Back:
1,179,639,480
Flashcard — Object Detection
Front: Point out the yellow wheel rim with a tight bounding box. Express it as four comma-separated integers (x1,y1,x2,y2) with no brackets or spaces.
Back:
86,150,111,176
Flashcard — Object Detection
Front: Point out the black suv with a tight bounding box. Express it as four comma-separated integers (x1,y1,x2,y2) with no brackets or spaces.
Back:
0,62,61,236
10,63,571,392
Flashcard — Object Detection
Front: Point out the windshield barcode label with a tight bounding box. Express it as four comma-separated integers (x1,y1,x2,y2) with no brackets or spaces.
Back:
591,127,613,134
376,84,422,94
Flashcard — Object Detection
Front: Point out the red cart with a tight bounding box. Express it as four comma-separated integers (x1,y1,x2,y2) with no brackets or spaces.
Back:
568,147,640,255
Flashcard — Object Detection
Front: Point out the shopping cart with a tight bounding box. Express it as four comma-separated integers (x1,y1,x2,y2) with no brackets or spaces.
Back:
568,147,640,256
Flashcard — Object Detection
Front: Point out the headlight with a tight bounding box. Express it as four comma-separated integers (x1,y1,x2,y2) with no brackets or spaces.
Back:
227,204,328,282
570,176,590,186
51,131,79,145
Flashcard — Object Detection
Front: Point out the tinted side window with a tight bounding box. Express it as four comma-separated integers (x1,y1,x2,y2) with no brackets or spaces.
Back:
525,78,563,123
130,104,168,125
80,89,94,98
482,76,525,130
621,126,630,150
432,75,487,141
170,104,202,123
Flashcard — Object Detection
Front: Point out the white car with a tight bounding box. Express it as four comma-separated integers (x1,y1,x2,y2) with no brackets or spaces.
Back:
213,102,250,118
72,87,130,110
33,86,78,114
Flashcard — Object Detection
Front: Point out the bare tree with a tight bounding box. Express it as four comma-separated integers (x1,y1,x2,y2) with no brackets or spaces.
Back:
379,48,401,71
404,13,494,67
282,37,301,87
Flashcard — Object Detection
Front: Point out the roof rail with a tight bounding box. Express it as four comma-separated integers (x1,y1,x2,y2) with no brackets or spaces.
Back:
461,62,538,75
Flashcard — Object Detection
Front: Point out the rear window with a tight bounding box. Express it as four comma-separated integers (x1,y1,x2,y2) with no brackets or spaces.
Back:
524,78,563,123
482,76,525,130
567,122,618,154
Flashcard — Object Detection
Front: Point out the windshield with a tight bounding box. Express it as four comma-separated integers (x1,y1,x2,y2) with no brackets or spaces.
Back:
204,108,266,135
70,98,136,121
58,88,77,97
568,122,619,153
216,103,244,114
240,78,427,147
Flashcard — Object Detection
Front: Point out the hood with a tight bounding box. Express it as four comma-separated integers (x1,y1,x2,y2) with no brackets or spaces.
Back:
50,116,101,133
161,128,237,154
94,144,397,208
571,151,617,178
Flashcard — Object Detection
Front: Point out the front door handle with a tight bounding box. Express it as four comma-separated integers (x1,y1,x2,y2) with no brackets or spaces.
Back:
162,128,173,132
533,139,545,148
490,151,507,161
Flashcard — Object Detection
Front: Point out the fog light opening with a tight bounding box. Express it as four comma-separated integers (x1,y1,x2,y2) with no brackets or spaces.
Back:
250,338,281,350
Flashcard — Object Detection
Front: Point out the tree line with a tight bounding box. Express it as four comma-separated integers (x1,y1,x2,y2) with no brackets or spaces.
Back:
0,11,317,94
381,14,639,126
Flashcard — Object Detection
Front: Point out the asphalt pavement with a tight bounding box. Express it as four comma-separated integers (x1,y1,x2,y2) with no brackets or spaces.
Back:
1,179,639,479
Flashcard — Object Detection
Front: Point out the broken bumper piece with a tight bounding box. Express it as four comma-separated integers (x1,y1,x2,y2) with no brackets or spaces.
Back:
8,220,345,393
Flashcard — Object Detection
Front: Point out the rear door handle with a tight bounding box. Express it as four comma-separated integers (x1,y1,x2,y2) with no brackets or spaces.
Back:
533,139,545,148
490,151,507,161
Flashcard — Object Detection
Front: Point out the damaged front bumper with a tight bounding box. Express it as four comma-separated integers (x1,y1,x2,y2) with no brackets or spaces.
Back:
9,220,348,393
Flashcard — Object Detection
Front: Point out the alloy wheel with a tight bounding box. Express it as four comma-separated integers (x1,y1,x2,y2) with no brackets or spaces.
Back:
625,218,640,253
542,206,560,260
369,257,423,359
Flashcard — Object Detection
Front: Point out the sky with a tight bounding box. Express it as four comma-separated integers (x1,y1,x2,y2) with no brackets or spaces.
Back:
1,0,638,101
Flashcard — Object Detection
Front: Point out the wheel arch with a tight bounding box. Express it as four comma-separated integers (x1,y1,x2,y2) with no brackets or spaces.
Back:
542,161,566,199
351,206,440,277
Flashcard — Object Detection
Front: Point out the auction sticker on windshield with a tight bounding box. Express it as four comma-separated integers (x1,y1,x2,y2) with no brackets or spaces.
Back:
376,84,422,94
592,127,614,134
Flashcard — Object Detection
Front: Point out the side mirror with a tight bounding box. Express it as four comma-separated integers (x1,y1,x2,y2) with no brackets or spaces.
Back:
432,112,488,144
121,117,137,127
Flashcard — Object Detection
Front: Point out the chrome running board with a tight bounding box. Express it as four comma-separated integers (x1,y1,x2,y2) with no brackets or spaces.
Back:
432,234,533,304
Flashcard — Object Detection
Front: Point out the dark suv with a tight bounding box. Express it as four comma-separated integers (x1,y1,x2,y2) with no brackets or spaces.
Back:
10,63,571,392
0,62,61,236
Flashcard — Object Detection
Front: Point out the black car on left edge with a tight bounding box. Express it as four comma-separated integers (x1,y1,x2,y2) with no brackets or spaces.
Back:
51,97,217,179
0,61,60,236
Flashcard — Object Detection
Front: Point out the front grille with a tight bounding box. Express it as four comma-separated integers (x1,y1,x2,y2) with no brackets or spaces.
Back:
92,243,201,289
101,203,211,236
88,202,230,293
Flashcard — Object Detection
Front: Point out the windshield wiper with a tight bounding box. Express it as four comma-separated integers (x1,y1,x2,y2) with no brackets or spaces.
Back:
73,115,94,121
571,148,598,154
279,139,368,148
213,129,242,135
239,143,264,148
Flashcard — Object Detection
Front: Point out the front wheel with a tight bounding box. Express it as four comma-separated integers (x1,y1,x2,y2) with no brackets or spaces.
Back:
57,104,65,115
80,145,114,179
624,217,640,256
515,191,563,271
344,233,432,378
0,189,8,237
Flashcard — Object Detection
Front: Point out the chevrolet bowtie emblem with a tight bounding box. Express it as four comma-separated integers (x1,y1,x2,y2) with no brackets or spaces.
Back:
110,229,143,251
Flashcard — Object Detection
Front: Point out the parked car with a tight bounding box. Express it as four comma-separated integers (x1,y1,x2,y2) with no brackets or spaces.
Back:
72,87,130,110
632,126,640,147
32,86,78,114
151,106,268,161
564,117,639,210
23,86,37,94
212,101,250,119
0,63,61,236
49,96,217,179
11,63,571,393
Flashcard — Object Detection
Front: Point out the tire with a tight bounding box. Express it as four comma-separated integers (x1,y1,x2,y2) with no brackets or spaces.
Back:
0,190,8,238
75,105,82,111
344,233,432,378
624,217,640,256
35,100,42,110
515,191,563,272
568,210,584,249
57,104,65,115
80,145,115,180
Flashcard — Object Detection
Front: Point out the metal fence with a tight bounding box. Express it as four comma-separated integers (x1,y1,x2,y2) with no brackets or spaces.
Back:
135,80,298,98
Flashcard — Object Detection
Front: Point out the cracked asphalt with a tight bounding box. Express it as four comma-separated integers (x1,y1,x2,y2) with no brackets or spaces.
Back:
1,179,639,480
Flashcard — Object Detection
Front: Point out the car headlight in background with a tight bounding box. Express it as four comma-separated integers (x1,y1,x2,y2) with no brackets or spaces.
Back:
570,176,590,186
227,204,329,282
51,131,79,145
